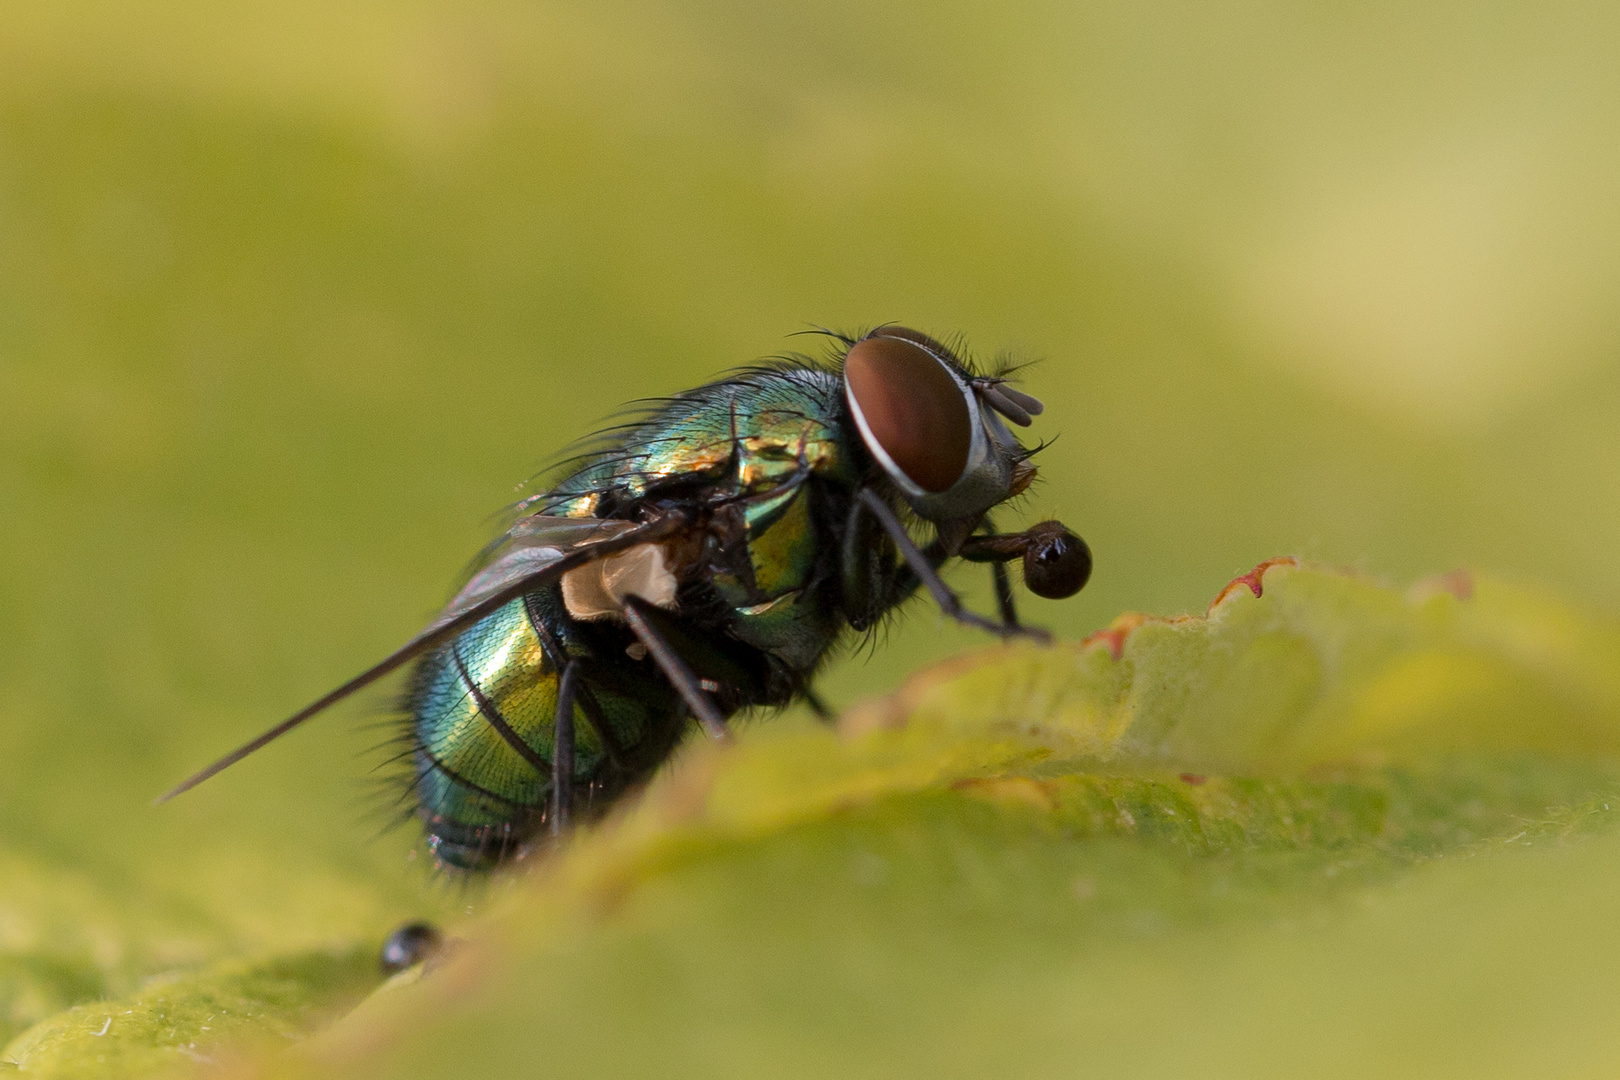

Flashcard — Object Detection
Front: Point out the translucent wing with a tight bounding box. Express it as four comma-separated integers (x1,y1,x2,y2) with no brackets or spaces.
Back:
156,512,688,803
429,516,646,634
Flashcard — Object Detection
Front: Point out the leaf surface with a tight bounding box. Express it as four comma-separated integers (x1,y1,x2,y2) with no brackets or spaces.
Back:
152,561,1620,1080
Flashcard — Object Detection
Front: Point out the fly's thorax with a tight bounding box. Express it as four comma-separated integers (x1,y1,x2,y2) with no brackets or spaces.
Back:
551,493,600,517
539,370,854,653
702,479,842,668
550,368,852,509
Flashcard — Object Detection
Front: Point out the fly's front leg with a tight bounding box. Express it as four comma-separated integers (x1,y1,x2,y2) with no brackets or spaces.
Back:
550,659,581,836
977,514,1021,629
991,561,1019,629
840,488,946,626
852,489,1049,642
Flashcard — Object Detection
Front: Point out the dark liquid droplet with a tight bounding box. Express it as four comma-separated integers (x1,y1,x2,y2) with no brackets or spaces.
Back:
380,921,445,975
1022,523,1092,599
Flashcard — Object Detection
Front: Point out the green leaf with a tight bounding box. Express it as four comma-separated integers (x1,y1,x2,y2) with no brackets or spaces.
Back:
0,839,422,1075
2,948,378,1078
183,561,1619,1079
7,4,1620,1073
10,562,1620,1076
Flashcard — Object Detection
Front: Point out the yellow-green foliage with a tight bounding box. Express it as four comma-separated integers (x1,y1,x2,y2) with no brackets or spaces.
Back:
5,2,1620,1076
9,563,1620,1077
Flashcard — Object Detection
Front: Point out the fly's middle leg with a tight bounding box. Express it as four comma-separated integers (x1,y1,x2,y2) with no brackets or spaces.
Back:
621,597,731,742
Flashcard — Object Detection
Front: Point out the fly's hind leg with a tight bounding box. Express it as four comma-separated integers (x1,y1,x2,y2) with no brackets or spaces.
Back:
550,659,580,836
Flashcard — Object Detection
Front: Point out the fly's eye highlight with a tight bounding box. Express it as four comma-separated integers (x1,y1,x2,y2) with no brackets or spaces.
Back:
844,334,972,493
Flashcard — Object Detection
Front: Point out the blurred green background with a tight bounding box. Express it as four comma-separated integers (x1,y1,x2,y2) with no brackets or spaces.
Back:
2,0,1619,1041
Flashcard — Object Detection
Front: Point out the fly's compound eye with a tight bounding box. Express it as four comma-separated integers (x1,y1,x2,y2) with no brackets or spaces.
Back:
844,334,972,493
1021,521,1092,599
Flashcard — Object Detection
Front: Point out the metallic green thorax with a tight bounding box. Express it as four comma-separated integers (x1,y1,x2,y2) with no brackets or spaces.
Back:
407,367,866,869
550,367,858,666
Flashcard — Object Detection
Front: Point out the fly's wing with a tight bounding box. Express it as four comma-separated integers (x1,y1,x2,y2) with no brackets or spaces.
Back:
156,513,687,803
428,516,644,634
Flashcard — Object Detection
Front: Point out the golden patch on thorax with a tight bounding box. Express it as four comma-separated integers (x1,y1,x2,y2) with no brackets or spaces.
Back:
735,419,838,492
554,493,600,518
618,439,734,498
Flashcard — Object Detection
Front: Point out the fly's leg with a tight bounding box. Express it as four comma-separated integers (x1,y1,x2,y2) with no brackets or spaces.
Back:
804,688,834,722
976,512,1021,629
622,597,731,742
853,489,1049,642
526,595,627,773
551,659,580,836
991,561,1020,629
841,489,947,627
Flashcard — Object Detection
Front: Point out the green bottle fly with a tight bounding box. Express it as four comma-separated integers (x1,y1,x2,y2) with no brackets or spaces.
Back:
162,327,1092,871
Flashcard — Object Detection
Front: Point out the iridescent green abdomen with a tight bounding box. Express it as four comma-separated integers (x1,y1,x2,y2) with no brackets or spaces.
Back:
407,586,684,870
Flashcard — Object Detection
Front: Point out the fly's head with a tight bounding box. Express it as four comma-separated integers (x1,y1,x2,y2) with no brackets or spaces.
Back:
841,325,1089,600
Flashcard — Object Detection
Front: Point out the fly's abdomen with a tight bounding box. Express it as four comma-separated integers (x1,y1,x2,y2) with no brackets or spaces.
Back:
410,598,556,868
406,589,685,870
